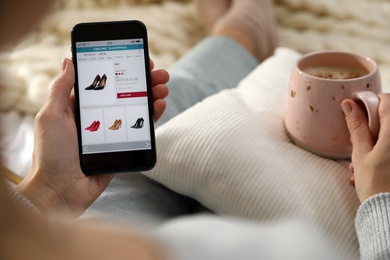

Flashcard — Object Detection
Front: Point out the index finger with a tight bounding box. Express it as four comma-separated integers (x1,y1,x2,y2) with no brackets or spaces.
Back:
376,93,390,146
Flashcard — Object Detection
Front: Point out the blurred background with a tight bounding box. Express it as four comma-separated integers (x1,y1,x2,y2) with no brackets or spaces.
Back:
0,0,389,180
0,0,389,114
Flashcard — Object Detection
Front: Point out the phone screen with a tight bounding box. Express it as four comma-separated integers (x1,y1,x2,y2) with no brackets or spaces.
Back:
76,38,151,153
72,21,156,174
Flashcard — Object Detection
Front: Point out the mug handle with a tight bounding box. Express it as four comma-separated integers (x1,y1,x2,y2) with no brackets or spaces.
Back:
351,91,380,140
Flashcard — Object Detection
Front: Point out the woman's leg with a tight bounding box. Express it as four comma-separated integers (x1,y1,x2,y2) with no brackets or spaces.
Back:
157,0,277,126
156,36,258,127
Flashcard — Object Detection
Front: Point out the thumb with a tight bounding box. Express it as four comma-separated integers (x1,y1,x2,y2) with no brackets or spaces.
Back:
43,58,75,113
341,99,374,156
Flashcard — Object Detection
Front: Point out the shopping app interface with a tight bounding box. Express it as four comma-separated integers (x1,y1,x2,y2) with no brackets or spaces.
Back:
76,39,151,154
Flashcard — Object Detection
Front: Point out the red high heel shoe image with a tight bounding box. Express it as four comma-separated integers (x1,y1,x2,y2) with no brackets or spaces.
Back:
85,75,100,90
85,120,97,130
85,120,100,132
89,121,100,132
94,74,107,90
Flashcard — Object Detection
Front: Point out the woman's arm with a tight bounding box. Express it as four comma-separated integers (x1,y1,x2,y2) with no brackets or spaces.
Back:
342,94,390,258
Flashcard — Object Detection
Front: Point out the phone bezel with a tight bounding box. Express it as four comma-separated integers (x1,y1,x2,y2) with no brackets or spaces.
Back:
71,20,156,175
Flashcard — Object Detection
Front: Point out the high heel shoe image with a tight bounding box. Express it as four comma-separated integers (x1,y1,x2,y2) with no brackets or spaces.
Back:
89,121,101,132
131,118,144,129
109,119,122,130
94,74,107,90
134,118,144,129
85,120,97,130
109,119,118,130
85,74,100,90
131,118,140,128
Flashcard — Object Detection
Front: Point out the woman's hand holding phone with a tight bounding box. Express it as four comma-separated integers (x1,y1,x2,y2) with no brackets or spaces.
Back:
16,58,169,217
72,21,161,174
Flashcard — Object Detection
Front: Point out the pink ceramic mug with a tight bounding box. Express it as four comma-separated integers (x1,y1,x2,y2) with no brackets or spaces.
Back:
285,50,382,159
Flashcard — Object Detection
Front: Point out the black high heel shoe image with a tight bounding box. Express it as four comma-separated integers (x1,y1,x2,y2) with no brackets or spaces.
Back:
85,74,100,90
136,118,144,128
94,74,107,90
131,118,140,128
131,118,144,129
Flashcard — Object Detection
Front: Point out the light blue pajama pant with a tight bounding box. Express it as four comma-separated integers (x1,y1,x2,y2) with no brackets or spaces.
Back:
81,36,258,224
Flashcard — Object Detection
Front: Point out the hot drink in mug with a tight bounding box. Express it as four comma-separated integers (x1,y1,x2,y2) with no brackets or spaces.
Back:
303,65,369,80
285,51,382,159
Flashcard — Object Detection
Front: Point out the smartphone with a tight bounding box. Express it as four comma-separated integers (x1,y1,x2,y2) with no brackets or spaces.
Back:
71,20,156,175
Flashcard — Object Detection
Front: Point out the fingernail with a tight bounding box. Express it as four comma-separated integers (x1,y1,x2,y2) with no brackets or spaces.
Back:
341,101,353,117
60,58,67,72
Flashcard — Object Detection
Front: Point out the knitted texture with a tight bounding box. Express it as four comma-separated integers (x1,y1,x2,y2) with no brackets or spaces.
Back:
8,188,42,216
0,0,389,114
355,193,390,259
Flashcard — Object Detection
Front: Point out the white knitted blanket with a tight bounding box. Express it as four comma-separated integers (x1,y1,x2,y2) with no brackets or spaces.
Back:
0,0,389,114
